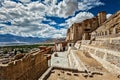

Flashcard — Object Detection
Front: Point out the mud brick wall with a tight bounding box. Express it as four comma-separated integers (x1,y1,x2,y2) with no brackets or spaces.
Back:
0,48,51,80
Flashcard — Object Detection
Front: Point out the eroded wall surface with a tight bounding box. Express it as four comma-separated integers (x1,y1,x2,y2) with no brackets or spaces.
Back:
66,11,107,42
0,48,51,80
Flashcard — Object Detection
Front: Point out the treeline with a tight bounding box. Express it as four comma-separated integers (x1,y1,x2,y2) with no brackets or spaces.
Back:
0,43,54,48
0,43,54,55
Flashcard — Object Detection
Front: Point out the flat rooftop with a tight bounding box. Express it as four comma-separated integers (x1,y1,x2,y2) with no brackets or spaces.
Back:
51,52,69,68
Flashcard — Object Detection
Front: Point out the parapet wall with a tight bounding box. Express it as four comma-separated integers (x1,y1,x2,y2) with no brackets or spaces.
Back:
0,48,51,80
68,48,87,71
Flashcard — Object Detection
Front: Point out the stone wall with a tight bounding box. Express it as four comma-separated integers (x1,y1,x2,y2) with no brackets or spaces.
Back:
91,11,120,39
55,42,68,52
97,11,106,26
79,39,120,74
0,48,51,80
66,11,105,42
66,23,84,42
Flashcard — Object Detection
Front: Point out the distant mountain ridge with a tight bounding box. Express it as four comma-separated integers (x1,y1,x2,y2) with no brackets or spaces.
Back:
0,34,50,43
0,34,65,46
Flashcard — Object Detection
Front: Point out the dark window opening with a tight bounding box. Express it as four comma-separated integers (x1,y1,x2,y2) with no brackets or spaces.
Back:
85,29,90,32
63,47,65,51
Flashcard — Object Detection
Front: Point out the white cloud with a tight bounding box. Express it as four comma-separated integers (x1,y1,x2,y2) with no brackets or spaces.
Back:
3,0,17,8
58,23,68,28
49,21,57,25
78,0,104,11
43,18,53,22
44,0,57,5
59,23,67,26
46,0,103,18
0,0,49,37
66,12,94,27
0,0,104,38
27,1,47,12
56,0,78,18
106,14,112,19
0,23,67,38
19,0,31,3
47,0,78,18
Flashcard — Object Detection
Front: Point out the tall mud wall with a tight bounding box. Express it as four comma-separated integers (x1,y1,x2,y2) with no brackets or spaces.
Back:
0,48,51,80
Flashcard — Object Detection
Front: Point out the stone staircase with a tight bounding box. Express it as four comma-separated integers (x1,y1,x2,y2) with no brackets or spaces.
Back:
77,35,120,75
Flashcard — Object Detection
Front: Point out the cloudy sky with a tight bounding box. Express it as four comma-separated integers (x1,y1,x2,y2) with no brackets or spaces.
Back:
0,0,120,38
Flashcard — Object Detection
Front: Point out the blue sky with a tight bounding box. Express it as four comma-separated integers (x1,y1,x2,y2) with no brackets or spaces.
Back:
0,0,120,38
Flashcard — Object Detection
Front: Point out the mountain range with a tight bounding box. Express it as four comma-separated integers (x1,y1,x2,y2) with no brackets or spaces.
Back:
0,34,50,43
0,34,65,46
